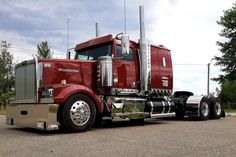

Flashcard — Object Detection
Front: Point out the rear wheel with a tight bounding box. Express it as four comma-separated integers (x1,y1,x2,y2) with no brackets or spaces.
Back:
60,94,96,132
199,98,210,120
210,99,222,119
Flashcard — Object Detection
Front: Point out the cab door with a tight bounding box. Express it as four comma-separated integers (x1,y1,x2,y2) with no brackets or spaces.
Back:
113,43,139,91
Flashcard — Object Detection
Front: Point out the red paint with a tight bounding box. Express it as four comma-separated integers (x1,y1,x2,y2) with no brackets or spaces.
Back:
151,45,173,90
38,34,173,113
74,34,113,51
52,84,102,112
113,39,140,90
40,59,98,90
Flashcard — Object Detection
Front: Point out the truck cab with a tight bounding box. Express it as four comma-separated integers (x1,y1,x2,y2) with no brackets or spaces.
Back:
6,34,176,132
72,34,173,96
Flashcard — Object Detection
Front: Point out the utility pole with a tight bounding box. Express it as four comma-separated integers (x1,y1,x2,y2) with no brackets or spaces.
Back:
207,59,213,97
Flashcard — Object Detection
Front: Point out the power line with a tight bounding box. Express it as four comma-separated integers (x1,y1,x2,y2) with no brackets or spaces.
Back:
8,47,213,63
10,46,65,56
173,63,206,66
11,46,37,52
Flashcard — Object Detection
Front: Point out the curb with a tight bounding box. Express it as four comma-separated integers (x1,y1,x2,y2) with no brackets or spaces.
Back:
225,113,236,117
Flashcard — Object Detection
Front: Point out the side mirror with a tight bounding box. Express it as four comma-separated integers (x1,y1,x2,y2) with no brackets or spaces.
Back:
121,34,130,55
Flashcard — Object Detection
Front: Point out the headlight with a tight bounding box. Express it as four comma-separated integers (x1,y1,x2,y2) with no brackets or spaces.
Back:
42,88,54,98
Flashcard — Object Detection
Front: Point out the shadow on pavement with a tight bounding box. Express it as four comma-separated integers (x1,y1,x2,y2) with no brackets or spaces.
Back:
7,119,169,135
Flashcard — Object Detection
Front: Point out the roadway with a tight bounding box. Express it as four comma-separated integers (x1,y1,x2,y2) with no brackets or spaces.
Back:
0,115,236,157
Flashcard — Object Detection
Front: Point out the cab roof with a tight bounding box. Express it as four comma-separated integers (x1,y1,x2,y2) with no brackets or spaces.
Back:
74,34,113,51
74,34,170,51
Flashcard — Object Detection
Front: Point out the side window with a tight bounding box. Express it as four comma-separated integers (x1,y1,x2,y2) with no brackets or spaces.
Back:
162,57,167,67
78,51,89,60
116,45,133,61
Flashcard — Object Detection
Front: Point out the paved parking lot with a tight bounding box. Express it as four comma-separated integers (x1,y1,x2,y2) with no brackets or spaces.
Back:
0,115,236,157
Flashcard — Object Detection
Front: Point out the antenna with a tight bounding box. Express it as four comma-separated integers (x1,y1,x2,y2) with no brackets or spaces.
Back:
67,17,69,53
121,0,130,55
66,17,71,59
124,0,127,34
95,22,99,37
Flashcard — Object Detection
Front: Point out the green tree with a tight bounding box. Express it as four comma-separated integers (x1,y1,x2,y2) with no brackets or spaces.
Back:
219,80,236,109
214,3,236,83
0,41,15,109
37,41,53,58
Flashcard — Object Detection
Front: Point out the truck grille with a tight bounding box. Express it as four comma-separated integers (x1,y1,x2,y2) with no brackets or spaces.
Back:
15,59,40,103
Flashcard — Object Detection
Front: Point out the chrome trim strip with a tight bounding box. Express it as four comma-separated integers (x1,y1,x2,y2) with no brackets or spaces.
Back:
167,101,171,113
147,43,151,90
113,112,145,117
150,101,154,114
114,97,146,102
12,99,37,104
111,88,139,95
58,68,80,73
161,101,165,114
35,58,43,103
35,57,38,103
150,112,176,119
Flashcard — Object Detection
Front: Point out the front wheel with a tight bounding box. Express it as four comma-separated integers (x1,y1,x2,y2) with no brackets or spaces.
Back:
199,98,210,120
60,94,96,132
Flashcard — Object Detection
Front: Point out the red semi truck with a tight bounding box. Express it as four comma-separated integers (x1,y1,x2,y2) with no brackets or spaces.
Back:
6,6,223,132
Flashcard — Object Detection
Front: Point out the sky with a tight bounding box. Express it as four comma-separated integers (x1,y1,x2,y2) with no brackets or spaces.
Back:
0,0,235,95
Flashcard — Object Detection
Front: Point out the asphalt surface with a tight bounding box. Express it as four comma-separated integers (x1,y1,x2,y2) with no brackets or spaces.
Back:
0,115,236,157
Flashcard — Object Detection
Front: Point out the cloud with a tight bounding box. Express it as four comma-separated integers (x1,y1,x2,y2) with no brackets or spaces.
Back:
0,0,234,95
140,0,234,94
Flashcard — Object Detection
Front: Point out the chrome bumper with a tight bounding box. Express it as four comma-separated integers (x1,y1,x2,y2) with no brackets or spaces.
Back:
6,103,59,130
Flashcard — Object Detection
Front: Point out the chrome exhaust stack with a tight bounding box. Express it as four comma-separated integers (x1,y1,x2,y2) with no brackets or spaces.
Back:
139,6,151,92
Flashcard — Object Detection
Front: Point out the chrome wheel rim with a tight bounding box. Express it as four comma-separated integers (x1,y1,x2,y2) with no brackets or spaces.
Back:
70,101,91,126
215,102,221,115
201,102,209,117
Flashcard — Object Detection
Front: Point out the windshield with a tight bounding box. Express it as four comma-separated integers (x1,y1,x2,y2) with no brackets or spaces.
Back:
74,43,112,60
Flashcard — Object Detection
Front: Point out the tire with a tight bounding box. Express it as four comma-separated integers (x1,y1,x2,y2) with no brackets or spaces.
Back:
221,109,225,117
199,98,210,120
174,99,185,119
60,94,96,132
210,99,222,119
175,108,185,119
93,112,103,128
